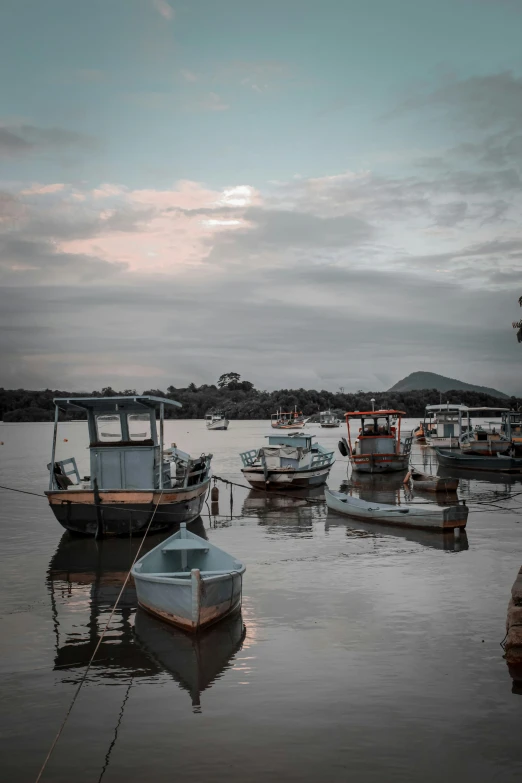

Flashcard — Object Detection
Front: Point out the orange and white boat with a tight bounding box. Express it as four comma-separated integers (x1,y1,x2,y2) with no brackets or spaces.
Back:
338,409,413,474
271,406,308,429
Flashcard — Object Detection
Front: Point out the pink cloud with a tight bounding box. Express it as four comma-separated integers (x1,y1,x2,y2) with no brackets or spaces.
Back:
20,183,65,195
151,0,174,20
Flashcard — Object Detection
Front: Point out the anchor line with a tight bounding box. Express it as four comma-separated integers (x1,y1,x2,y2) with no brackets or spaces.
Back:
34,490,164,783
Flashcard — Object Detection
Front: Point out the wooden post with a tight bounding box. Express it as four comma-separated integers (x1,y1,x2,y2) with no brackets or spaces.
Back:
49,404,59,490
159,403,164,489
93,477,104,540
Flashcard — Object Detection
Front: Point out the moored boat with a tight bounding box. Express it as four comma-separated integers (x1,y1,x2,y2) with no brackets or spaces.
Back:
424,404,464,449
319,410,339,428
338,409,412,474
205,412,229,431
405,467,459,493
435,448,522,473
271,406,308,429
45,395,212,536
458,406,511,455
240,432,334,489
132,523,245,632
325,487,468,530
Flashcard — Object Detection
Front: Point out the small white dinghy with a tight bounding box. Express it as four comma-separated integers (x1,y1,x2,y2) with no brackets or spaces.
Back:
325,487,468,531
132,524,245,632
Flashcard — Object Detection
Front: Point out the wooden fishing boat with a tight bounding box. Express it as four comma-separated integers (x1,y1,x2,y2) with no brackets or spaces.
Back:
271,406,308,429
132,523,245,632
405,467,459,493
434,448,522,473
45,395,212,536
319,410,339,428
325,488,468,530
240,432,334,489
205,412,229,431
458,407,511,455
338,409,413,473
424,404,464,449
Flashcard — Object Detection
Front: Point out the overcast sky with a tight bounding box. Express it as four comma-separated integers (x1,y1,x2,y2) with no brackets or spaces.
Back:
1,0,521,394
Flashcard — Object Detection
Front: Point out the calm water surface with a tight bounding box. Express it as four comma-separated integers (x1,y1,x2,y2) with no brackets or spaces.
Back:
0,419,521,783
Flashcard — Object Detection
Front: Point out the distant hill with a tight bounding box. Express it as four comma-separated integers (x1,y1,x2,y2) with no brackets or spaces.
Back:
388,371,508,399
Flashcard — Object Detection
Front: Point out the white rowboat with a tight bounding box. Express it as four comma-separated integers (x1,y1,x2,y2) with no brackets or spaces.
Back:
325,488,468,530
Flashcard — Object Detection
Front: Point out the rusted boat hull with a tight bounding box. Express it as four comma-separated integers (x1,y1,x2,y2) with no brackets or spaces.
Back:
350,454,409,474
45,481,210,536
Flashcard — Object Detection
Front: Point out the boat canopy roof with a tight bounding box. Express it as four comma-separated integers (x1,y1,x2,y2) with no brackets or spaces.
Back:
425,403,463,411
345,409,406,418
53,395,182,413
458,406,510,413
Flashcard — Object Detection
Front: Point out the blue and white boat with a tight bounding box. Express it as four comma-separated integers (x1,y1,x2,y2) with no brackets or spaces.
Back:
132,524,245,632
240,432,334,489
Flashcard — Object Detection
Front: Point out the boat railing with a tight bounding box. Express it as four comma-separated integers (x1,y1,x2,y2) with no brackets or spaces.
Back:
311,451,334,468
47,457,81,490
240,449,258,467
402,434,413,457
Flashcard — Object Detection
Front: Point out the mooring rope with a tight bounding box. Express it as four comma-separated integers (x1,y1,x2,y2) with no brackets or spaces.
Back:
34,490,164,783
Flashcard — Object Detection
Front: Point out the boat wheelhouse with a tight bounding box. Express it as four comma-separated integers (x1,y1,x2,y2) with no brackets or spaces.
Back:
502,411,522,455
458,406,511,455
205,412,229,431
339,409,412,474
424,404,464,449
240,432,334,489
319,410,339,428
271,406,308,429
45,396,212,537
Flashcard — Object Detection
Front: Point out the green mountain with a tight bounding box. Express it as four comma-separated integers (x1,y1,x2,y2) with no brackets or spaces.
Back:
388,371,508,398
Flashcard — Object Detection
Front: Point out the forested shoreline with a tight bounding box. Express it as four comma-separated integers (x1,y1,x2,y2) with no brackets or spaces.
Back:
1,380,520,422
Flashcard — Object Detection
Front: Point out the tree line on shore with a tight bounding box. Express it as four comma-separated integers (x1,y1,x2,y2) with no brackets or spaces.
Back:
1,373,520,422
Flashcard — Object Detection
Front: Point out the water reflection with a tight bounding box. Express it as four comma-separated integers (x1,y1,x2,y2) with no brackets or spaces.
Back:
507,663,522,696
134,609,246,710
242,487,325,535
46,522,246,707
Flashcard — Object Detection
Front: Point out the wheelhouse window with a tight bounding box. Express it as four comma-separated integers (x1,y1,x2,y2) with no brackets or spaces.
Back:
128,413,152,441
96,414,122,441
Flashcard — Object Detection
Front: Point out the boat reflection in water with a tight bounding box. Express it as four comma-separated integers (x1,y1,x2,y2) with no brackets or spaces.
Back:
47,521,246,708
241,487,326,536
333,476,468,552
134,609,246,709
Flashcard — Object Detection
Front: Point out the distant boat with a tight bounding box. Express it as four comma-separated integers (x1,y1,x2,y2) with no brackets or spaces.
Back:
405,467,459,493
435,447,522,474
501,410,522,455
132,523,245,632
325,487,468,531
205,412,229,431
319,410,339,428
271,406,308,429
240,432,334,489
338,409,413,473
458,406,511,455
45,395,212,536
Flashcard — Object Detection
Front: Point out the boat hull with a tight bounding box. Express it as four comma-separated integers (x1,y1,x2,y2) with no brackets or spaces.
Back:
206,421,229,431
320,423,339,429
325,488,468,530
45,481,210,536
350,454,409,474
426,436,460,449
134,572,243,632
241,464,332,489
435,448,522,473
460,441,511,456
